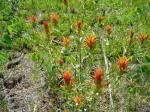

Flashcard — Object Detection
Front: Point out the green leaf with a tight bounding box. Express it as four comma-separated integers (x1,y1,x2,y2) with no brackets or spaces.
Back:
2,33,12,45
7,25,13,34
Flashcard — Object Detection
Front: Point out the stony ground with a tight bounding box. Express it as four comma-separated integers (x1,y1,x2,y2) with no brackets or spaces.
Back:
1,53,52,112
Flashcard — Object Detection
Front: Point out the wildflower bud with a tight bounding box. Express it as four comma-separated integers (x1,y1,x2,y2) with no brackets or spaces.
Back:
43,21,49,33
98,16,104,24
62,37,70,47
64,0,68,5
94,67,103,82
85,35,96,49
43,21,48,28
63,70,72,85
140,33,148,44
106,24,112,34
50,13,59,24
118,56,128,72
58,58,64,66
31,15,36,24
94,67,105,88
75,21,83,30
73,96,82,105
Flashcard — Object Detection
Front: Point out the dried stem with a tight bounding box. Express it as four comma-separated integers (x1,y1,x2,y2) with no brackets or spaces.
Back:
99,27,114,111
79,32,82,82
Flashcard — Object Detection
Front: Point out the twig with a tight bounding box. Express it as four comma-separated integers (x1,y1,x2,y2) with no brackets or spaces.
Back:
99,27,114,111
6,53,25,69
120,75,126,112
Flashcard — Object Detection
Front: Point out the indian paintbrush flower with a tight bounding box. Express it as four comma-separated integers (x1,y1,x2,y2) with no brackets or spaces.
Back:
31,15,36,24
63,70,72,85
106,24,112,34
73,96,82,106
75,20,83,30
62,37,70,47
98,16,104,24
140,33,148,44
64,0,69,5
118,56,128,72
50,13,59,24
58,58,64,66
85,35,96,49
94,67,105,88
43,21,49,33
94,67,103,82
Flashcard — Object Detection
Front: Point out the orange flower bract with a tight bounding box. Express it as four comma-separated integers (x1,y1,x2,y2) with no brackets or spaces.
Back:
63,70,72,85
43,21,49,33
62,37,70,47
118,56,128,72
85,35,96,49
98,16,104,24
31,15,36,24
43,21,48,28
73,96,82,105
75,21,83,30
58,58,64,66
106,24,112,34
140,33,148,44
94,67,103,81
50,13,59,24
94,67,106,88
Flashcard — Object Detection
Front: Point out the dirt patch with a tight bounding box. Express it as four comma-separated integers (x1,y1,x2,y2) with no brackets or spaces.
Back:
3,54,52,112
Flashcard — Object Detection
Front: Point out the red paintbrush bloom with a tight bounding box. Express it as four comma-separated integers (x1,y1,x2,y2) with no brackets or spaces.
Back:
43,21,48,28
43,21,49,33
140,33,148,44
94,67,106,88
63,70,72,85
106,24,112,34
94,67,103,82
118,56,128,72
64,0,68,5
50,13,59,24
58,58,64,66
31,15,36,24
98,16,104,24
